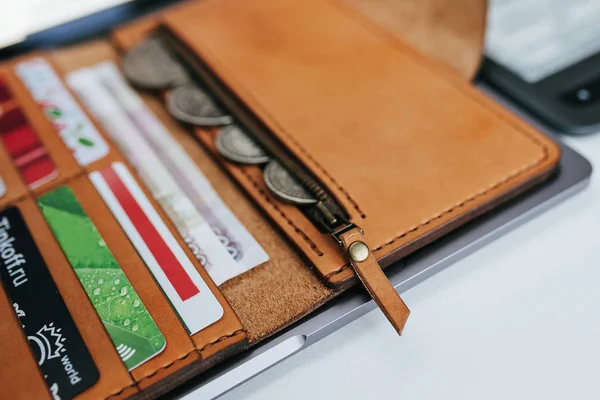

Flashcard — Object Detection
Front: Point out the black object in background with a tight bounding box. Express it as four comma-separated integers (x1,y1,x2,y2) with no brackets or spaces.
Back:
481,52,600,135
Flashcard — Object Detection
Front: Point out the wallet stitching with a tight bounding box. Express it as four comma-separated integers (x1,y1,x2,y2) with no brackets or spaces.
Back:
326,144,550,279
197,48,551,280
276,134,367,219
104,329,246,400
185,37,366,219
1,191,30,209
176,14,554,280
320,0,555,278
104,351,197,400
239,167,324,256
371,149,550,254
198,328,246,352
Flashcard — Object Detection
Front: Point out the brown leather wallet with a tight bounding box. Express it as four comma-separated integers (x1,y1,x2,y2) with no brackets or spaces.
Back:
157,0,559,328
0,0,561,398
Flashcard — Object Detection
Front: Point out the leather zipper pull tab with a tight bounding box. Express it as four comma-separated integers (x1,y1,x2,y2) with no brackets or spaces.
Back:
338,227,410,335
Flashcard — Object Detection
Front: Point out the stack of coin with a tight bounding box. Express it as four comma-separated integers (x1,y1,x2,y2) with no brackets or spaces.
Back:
123,36,233,127
122,37,317,206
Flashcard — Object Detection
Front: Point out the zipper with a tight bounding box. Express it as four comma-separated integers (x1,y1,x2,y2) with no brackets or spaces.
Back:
159,28,346,229
158,29,410,334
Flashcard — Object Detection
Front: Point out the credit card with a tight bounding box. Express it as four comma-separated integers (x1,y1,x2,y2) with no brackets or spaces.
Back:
38,186,166,370
0,206,98,400
14,57,109,166
90,163,224,334
0,77,57,188
68,63,269,285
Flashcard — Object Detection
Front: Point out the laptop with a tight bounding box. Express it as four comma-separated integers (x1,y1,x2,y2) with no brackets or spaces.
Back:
0,1,592,398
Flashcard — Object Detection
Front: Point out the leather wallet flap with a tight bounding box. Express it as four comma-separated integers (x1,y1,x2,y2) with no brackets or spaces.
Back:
341,0,487,79
160,0,560,281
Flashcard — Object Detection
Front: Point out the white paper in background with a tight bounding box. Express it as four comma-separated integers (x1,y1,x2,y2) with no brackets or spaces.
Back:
0,0,27,48
24,0,132,34
0,0,134,49
486,0,600,82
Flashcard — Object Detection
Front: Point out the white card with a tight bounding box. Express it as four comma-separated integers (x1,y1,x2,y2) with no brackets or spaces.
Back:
90,163,224,334
14,57,109,166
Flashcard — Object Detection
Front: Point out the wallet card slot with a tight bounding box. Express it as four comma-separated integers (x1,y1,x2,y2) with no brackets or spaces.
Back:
12,57,112,173
0,139,29,209
65,39,334,343
51,41,333,342
29,167,247,396
12,197,138,400
50,43,255,382
1,65,83,196
24,56,129,176
0,204,101,400
57,175,201,389
0,39,342,398
142,94,335,342
0,76,59,193
0,272,53,400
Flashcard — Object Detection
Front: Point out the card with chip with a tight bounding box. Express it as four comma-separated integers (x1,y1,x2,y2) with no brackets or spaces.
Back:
0,206,98,400
38,186,166,371
89,162,224,334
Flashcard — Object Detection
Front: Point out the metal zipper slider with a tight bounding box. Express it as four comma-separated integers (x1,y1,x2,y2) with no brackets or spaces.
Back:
331,223,411,335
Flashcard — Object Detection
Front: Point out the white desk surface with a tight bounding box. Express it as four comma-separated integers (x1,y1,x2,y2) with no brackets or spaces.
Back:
218,132,600,399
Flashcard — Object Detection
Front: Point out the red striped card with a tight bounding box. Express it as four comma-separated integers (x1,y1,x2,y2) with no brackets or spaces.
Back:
89,162,223,334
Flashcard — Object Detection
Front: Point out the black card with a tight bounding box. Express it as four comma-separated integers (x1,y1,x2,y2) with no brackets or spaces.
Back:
0,206,99,400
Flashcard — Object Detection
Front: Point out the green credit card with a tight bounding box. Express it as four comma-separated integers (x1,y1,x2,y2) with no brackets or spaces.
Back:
38,186,166,371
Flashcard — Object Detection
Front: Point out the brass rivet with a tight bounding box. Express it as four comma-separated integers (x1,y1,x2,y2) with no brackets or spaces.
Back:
348,241,370,262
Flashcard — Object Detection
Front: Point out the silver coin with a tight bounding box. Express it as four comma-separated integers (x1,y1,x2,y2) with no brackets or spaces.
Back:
121,37,189,89
166,83,233,126
263,161,317,205
215,125,270,164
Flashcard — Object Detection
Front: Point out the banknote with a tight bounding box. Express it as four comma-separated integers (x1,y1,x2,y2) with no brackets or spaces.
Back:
93,62,269,274
67,67,246,285
68,62,269,284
